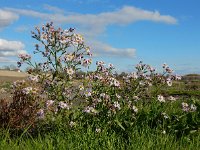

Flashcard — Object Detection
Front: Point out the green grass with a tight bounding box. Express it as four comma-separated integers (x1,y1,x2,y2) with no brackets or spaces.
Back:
0,127,199,150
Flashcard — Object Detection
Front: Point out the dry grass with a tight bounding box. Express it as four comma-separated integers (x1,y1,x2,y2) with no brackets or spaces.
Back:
0,70,28,78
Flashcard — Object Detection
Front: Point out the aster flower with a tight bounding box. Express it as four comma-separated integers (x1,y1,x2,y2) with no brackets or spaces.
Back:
113,101,121,110
37,109,45,119
58,101,70,109
182,102,190,112
157,95,165,102
132,106,138,113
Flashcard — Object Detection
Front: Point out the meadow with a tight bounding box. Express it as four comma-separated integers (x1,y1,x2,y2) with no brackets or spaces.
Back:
0,22,199,150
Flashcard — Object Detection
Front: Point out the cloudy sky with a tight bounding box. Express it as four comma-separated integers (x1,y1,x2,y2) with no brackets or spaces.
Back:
0,0,199,74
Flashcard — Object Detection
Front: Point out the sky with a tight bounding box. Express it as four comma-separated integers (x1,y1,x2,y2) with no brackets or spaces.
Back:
0,0,200,74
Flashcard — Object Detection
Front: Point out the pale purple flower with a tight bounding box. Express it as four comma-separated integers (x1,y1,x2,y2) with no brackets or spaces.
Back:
22,87,33,94
83,106,97,114
58,101,70,109
28,75,39,82
182,102,190,112
37,109,45,119
46,100,54,108
84,88,92,97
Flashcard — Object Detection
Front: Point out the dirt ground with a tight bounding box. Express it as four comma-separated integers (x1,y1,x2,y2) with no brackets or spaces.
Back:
0,70,27,101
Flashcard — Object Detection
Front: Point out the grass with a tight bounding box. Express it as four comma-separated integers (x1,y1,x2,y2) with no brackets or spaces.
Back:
0,126,199,150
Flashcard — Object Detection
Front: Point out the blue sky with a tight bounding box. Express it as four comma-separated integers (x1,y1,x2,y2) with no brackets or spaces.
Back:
0,0,199,74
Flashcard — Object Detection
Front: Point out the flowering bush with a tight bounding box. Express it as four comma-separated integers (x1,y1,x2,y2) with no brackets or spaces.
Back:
0,22,199,138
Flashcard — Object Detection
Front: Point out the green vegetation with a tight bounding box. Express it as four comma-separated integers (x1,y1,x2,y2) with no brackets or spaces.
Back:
0,22,199,150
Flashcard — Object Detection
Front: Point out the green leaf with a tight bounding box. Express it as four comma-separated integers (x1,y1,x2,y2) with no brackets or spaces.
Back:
115,119,125,131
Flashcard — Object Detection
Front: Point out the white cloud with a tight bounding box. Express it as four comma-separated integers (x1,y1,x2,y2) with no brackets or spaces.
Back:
0,39,27,58
0,9,19,29
4,5,177,58
6,6,177,34
89,41,136,58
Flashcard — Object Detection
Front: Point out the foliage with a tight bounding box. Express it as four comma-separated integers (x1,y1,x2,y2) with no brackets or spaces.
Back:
0,22,199,148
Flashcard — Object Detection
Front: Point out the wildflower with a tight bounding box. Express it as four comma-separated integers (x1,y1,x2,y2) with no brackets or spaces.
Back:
166,78,172,86
182,102,190,112
168,96,176,101
58,101,70,109
161,112,169,119
162,130,166,134
84,88,92,97
190,104,197,112
66,68,74,75
100,93,106,98
83,106,97,114
108,63,114,69
165,67,173,73
85,47,90,53
175,74,182,80
37,109,45,119
157,95,165,102
110,78,120,87
82,59,92,67
69,121,76,127
45,100,54,108
78,84,84,91
18,54,31,61
113,101,121,110
116,93,121,99
133,96,139,101
132,106,138,113
22,87,33,95
95,128,101,133
28,75,39,82
64,53,74,61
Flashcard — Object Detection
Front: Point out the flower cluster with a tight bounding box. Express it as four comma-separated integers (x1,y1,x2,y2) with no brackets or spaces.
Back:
8,22,199,136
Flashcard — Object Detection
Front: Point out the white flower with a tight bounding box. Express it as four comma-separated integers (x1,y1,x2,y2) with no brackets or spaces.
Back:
66,68,74,75
157,95,165,102
190,104,197,112
132,106,138,113
65,53,74,61
110,78,120,87
168,96,176,101
162,130,166,134
79,84,84,91
161,112,169,119
69,121,76,127
113,101,121,110
166,79,172,86
95,128,101,133
116,93,121,99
